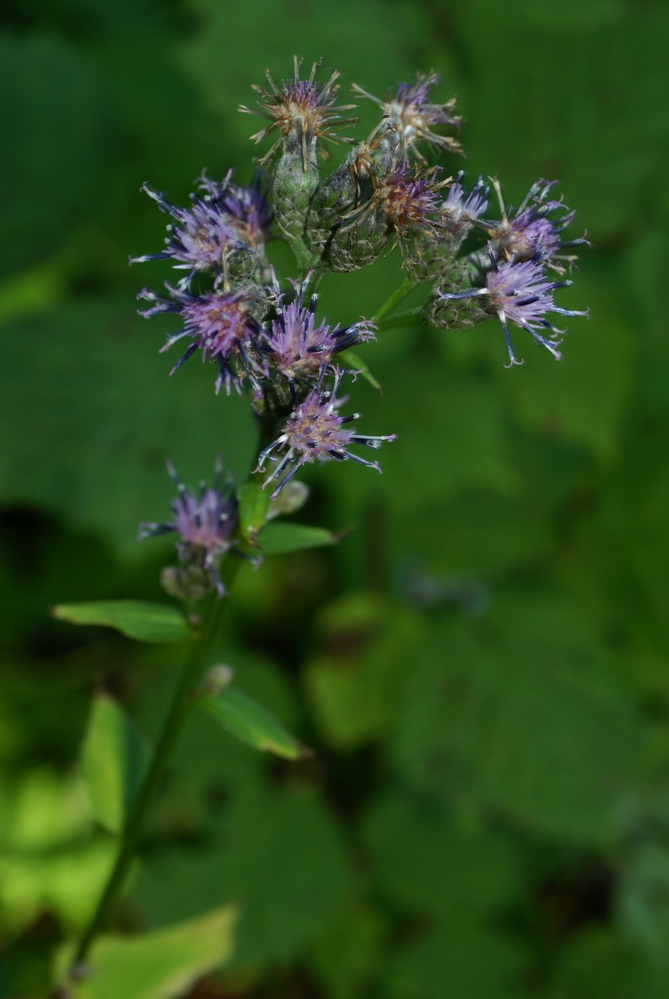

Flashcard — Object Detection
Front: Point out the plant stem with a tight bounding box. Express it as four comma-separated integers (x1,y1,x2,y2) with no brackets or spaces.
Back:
70,596,227,973
374,307,426,330
373,276,417,322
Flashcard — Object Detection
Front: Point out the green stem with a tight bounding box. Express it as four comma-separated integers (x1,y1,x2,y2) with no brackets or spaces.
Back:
373,276,417,322
374,307,426,330
70,596,227,974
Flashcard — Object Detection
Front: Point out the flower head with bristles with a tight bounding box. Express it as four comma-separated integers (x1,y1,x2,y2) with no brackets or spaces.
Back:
198,172,272,258
138,285,265,394
352,73,462,161
139,461,239,598
442,173,490,235
130,183,240,286
482,178,589,272
262,282,376,384
240,56,357,169
344,160,451,248
255,370,396,499
437,257,588,366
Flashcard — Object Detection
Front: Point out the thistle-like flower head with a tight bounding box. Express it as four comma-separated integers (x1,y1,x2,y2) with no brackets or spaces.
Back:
138,285,264,394
198,172,272,257
255,370,396,498
240,56,357,168
438,256,588,366
262,281,375,383
353,73,462,160
483,178,588,271
140,461,239,598
442,173,489,235
130,183,239,285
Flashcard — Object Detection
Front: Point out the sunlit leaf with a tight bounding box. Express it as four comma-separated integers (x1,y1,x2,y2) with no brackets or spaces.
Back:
64,906,237,999
198,686,304,760
80,693,150,834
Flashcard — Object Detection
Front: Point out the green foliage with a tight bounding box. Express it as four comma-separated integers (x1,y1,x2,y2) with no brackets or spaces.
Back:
62,907,237,999
52,600,192,643
197,684,305,760
258,521,337,555
3,0,669,996
80,693,150,833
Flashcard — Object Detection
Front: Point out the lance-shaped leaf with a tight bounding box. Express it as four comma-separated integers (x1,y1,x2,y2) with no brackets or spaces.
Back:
259,522,337,556
60,906,237,999
80,693,151,834
52,600,192,643
198,685,305,760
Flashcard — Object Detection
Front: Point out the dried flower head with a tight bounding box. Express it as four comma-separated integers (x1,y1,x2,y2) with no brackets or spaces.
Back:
140,461,239,598
353,73,462,160
482,178,588,272
255,370,396,498
240,56,357,168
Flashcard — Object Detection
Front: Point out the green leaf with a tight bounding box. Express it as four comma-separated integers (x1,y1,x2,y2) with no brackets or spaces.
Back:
52,600,192,643
259,522,336,556
80,693,150,834
338,349,382,392
64,906,237,999
198,686,304,760
238,480,270,541
135,789,352,974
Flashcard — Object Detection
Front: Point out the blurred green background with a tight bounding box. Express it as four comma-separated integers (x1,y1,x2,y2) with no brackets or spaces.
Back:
2,0,669,996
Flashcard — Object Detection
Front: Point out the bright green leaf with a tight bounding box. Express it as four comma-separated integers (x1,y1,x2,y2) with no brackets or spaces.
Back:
198,687,304,760
238,480,270,540
52,601,192,643
64,906,237,999
259,522,336,556
80,694,150,834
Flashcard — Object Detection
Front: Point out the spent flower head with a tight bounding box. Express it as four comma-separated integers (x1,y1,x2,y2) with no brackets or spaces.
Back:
353,72,462,162
482,178,588,272
240,56,357,168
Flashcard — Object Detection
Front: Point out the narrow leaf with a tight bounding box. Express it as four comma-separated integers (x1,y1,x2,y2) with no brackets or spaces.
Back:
81,693,150,834
52,600,192,643
65,906,237,999
238,480,270,540
259,522,336,556
338,349,382,391
198,686,304,760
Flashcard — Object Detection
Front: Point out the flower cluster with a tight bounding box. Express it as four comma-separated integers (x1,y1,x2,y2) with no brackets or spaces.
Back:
135,59,588,595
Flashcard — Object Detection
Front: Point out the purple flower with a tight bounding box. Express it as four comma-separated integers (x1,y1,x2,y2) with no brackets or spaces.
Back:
138,285,263,394
442,173,489,234
140,462,238,597
240,57,357,167
483,179,588,270
262,282,375,383
347,161,450,243
438,257,588,366
198,172,272,258
130,183,240,286
353,73,462,159
255,370,396,498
